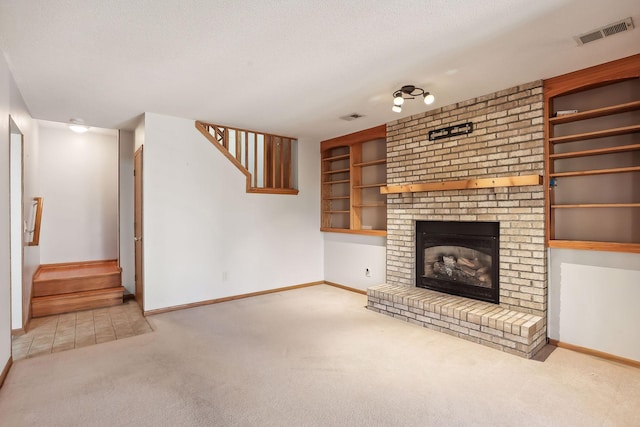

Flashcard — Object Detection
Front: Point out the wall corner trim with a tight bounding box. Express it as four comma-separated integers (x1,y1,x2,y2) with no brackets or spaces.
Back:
0,356,13,388
323,281,367,295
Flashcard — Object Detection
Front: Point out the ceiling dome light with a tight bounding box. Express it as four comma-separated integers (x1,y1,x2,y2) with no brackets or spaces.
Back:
392,84,435,111
69,119,90,133
423,93,435,105
69,124,89,133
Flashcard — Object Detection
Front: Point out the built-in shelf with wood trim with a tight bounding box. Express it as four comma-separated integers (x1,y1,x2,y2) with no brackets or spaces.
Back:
353,183,386,189
548,143,640,159
321,125,387,236
548,124,640,144
323,168,350,175
321,145,351,231
551,203,640,209
353,159,386,167
324,153,350,162
354,203,387,208
544,53,640,253
549,166,640,178
381,174,542,194
549,100,640,124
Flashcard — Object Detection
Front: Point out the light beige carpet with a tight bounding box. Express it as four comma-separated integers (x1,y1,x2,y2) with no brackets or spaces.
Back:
0,285,638,426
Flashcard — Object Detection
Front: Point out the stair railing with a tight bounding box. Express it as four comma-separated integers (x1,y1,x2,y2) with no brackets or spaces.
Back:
195,121,298,194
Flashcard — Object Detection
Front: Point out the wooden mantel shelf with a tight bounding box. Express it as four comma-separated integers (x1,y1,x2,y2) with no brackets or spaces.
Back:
380,174,543,194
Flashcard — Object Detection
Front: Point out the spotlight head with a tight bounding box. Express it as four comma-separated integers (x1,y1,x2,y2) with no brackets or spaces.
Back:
392,105,402,113
424,93,435,105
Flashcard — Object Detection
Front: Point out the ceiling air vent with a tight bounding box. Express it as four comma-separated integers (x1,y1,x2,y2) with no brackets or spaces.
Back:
340,113,364,121
575,17,634,46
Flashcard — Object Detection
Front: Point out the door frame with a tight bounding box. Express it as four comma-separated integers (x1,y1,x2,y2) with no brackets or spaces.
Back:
9,116,25,333
134,146,144,311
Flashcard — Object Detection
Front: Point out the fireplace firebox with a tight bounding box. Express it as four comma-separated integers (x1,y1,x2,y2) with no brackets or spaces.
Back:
416,221,499,304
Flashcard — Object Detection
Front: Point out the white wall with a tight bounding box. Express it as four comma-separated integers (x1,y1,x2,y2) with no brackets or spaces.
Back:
324,233,386,290
141,113,324,311
119,130,135,294
0,53,39,367
548,248,640,362
38,125,118,264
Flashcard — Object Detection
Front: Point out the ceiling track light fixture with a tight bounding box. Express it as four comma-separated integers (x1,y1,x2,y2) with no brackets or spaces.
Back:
392,85,435,113
68,118,90,133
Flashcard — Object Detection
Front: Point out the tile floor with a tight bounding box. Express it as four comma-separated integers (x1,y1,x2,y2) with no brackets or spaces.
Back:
12,300,153,360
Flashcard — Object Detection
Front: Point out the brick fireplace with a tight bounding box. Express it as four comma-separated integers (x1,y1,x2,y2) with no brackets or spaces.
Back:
367,81,548,358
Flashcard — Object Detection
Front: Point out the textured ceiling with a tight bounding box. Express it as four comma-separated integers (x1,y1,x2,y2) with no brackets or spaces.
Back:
1,0,639,140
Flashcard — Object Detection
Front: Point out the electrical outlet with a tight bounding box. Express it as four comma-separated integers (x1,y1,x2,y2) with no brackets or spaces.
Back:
365,268,371,277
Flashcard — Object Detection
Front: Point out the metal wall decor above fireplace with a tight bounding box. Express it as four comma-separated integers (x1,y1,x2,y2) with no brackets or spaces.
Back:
416,220,499,304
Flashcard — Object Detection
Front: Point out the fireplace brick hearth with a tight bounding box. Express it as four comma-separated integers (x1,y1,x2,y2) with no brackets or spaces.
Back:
368,284,546,358
368,81,548,358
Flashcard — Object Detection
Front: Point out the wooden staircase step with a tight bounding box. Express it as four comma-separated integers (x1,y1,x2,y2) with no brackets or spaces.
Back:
31,287,125,318
33,260,122,297
33,272,121,297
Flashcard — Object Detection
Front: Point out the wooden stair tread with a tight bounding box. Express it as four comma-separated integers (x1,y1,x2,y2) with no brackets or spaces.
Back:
34,260,120,281
33,274,122,296
31,260,125,317
33,260,123,297
33,287,125,301
32,287,125,318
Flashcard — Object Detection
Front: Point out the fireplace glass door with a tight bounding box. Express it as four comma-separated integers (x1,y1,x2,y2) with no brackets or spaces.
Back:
416,221,499,304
